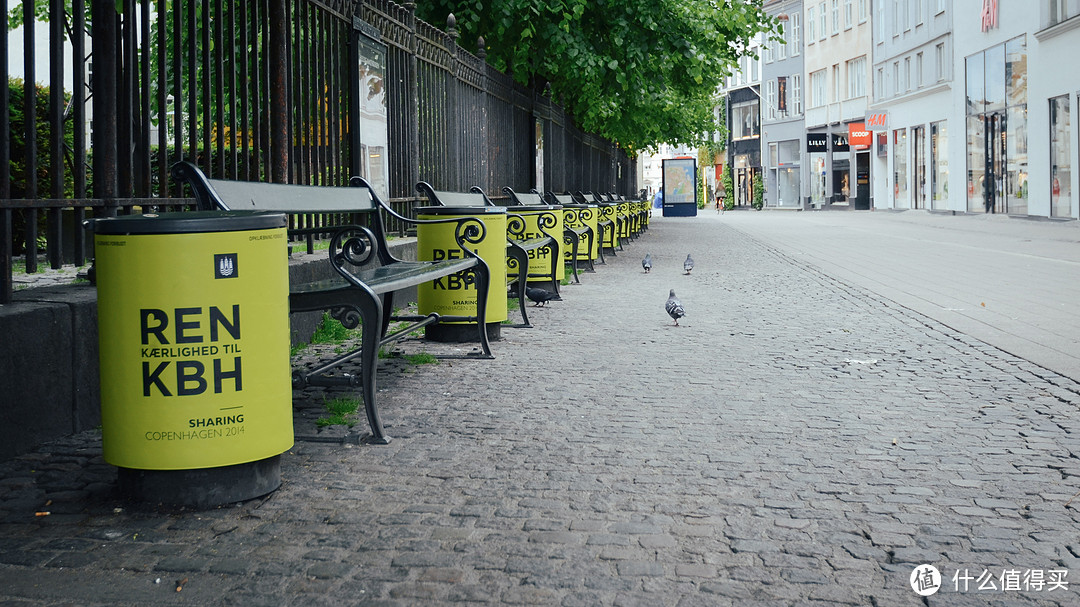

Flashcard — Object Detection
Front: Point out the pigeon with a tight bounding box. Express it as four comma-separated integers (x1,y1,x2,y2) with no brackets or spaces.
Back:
683,254,694,275
525,286,562,306
642,253,652,273
665,289,685,325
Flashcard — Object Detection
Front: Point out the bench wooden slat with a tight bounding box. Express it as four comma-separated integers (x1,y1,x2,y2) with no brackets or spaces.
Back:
292,259,476,297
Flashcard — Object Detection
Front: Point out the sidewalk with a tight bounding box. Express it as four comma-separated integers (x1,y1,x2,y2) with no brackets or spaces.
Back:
2,211,1080,605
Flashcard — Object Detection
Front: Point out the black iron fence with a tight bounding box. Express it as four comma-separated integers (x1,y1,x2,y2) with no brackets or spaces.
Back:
0,0,636,303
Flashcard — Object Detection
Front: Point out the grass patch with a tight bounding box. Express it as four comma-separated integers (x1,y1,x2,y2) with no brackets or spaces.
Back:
403,352,438,365
290,342,309,356
311,312,360,344
315,396,360,428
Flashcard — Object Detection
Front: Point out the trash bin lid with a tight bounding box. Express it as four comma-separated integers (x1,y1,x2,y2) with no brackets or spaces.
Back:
414,206,507,215
511,204,562,211
89,211,287,235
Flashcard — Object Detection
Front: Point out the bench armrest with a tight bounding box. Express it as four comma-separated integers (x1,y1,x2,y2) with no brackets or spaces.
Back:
351,176,490,263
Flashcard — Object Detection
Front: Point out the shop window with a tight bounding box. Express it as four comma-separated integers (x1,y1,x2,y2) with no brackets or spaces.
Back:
893,129,909,207
930,120,948,207
1051,95,1071,217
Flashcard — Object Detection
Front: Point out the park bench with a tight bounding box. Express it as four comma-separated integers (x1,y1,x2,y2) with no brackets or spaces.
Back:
549,193,602,269
576,191,620,256
416,182,561,328
171,161,494,444
503,187,589,285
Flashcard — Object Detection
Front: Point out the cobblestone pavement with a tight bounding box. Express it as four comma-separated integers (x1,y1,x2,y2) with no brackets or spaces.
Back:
3,212,1080,605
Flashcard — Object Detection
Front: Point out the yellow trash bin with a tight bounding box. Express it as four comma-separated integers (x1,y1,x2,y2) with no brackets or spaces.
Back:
416,206,508,342
92,210,293,508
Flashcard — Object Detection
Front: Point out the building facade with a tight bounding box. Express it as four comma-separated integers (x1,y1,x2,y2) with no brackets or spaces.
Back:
870,0,954,212
869,0,1080,220
723,35,763,207
803,0,874,209
762,0,807,208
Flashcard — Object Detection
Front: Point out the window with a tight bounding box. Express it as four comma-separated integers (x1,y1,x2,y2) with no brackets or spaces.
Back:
808,6,816,42
936,43,945,81
845,0,854,28
791,12,801,54
859,0,869,22
778,33,787,60
767,79,777,120
793,74,803,114
833,0,841,33
1050,95,1071,217
904,57,911,92
832,64,840,102
916,52,924,88
820,2,828,39
936,0,946,13
765,40,774,63
894,128,909,206
751,53,760,82
876,67,885,100
878,1,887,41
893,0,901,35
893,61,900,95
916,0,924,25
931,121,948,205
731,100,760,139
847,56,866,99
811,69,827,107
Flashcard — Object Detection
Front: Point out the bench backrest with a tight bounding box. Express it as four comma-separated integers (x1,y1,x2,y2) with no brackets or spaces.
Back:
502,187,546,206
207,177,377,214
171,160,401,265
173,161,377,214
549,193,576,206
416,181,493,208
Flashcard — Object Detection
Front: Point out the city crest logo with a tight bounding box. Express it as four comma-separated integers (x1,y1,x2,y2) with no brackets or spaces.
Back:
214,253,239,279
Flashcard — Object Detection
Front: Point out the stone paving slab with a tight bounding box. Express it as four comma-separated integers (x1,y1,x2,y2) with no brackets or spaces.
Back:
2,212,1080,605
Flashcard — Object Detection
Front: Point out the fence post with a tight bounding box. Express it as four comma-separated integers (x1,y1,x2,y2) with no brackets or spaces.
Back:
269,0,290,183
476,37,489,192
91,1,119,218
405,2,420,202
1,0,10,303
48,0,65,269
447,14,462,191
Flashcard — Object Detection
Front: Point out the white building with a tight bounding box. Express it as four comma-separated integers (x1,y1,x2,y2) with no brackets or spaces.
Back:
762,0,807,208
873,0,1080,219
870,0,954,211
804,0,873,209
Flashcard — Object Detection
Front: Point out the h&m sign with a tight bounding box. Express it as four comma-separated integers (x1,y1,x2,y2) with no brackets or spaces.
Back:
865,111,888,129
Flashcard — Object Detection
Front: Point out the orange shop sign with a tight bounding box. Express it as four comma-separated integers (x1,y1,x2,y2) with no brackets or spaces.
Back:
848,123,872,149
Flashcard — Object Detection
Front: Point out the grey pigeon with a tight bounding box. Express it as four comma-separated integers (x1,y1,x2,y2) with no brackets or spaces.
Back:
683,254,694,274
665,289,685,325
525,286,561,306
642,253,652,273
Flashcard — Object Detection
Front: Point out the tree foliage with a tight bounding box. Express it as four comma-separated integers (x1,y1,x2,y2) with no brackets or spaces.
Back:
416,0,776,153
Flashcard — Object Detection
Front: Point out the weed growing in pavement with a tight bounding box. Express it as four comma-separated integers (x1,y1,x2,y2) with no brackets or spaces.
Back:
315,396,360,428
403,352,438,365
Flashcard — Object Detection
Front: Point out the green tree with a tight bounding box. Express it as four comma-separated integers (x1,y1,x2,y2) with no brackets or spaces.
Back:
416,0,775,154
